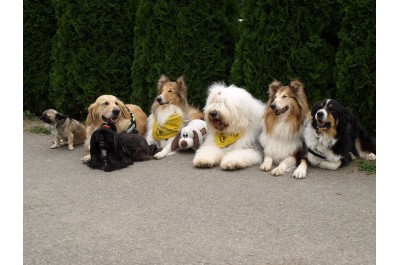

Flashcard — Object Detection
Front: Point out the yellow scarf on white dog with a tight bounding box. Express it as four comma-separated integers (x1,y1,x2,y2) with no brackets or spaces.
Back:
152,113,182,141
215,132,242,148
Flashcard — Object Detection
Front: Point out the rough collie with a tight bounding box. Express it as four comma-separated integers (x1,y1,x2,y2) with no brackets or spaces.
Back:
259,80,309,178
304,98,376,170
146,74,203,159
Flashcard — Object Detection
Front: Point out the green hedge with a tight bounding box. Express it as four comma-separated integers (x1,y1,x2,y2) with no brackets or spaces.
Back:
50,0,138,119
23,0,56,114
131,0,239,113
336,0,376,134
230,0,339,105
23,1,375,134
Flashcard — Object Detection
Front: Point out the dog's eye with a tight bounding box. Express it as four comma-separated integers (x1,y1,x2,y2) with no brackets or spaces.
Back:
115,101,119,106
282,95,287,98
168,90,172,93
104,101,109,106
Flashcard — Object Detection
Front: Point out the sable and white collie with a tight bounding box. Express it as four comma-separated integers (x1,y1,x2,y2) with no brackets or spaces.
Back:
193,83,265,170
304,98,376,170
259,80,309,178
146,74,203,159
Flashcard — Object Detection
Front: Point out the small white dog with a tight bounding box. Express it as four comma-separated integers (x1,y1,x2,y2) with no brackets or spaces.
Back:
171,119,207,151
193,83,265,170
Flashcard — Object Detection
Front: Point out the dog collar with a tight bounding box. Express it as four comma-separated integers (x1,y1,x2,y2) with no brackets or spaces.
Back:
307,148,327,160
126,107,137,133
152,113,182,141
215,132,242,148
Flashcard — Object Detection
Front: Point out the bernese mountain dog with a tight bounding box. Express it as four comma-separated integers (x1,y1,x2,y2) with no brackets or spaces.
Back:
304,98,376,170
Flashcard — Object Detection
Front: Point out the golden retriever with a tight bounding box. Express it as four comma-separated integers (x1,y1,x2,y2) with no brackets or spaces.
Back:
81,95,147,163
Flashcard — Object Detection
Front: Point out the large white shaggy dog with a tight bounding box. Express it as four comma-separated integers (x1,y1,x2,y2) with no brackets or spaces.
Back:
193,83,265,170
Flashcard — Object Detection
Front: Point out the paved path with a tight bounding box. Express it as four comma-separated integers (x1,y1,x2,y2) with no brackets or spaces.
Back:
24,129,375,264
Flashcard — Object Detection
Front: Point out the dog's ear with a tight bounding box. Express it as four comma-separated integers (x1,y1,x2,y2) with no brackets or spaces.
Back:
176,75,188,103
289,80,304,93
86,103,97,126
193,130,200,150
55,112,67,120
118,100,131,120
157,74,169,94
268,80,281,96
170,130,181,151
289,79,309,113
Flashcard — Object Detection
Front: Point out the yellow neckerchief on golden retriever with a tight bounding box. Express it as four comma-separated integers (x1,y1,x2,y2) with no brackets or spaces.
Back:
152,113,182,141
215,132,243,148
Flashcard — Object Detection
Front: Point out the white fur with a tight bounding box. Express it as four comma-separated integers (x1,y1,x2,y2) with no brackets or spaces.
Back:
193,83,265,170
146,104,185,159
303,120,342,170
259,112,307,178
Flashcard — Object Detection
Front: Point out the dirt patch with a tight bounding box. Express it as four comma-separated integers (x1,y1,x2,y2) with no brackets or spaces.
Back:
23,118,45,132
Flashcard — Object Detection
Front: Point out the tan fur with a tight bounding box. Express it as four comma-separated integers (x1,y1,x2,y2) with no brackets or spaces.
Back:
85,95,147,140
264,80,309,135
41,109,86,150
316,113,337,138
152,75,203,121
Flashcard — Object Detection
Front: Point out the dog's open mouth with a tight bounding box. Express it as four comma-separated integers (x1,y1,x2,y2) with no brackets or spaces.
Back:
211,118,227,131
274,106,289,116
317,119,331,129
102,115,118,124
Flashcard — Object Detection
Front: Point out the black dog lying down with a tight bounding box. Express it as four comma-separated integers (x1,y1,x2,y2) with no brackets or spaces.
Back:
88,123,155,172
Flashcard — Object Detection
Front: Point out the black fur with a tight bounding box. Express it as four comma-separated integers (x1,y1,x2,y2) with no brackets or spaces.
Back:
88,124,155,172
311,99,375,163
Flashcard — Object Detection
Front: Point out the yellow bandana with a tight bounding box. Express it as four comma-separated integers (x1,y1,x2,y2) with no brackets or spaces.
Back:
152,113,182,141
215,132,242,148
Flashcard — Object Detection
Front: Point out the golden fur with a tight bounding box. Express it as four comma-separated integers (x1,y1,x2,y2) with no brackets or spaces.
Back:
151,75,203,121
85,95,147,140
264,80,309,134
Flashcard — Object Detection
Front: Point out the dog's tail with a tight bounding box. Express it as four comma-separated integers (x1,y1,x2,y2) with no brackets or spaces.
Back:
352,118,376,155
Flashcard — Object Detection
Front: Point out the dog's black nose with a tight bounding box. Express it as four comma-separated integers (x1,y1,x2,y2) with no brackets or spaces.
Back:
112,108,120,116
156,96,162,103
316,111,324,118
209,110,218,118
270,103,276,110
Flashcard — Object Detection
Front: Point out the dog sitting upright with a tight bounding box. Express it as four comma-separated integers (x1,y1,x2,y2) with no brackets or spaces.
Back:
88,121,155,172
40,109,86,151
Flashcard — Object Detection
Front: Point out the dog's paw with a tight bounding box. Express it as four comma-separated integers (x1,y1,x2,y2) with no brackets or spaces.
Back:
293,168,307,179
51,143,60,149
220,162,246,170
68,145,74,151
260,162,272,172
154,151,167,160
193,157,216,168
366,153,376,161
81,155,91,164
271,166,286,176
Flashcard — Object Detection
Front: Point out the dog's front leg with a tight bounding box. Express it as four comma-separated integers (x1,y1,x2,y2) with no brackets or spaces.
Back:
67,133,74,150
221,148,263,170
154,142,175,160
271,156,296,176
319,160,341,170
193,144,224,168
51,137,61,149
293,159,308,179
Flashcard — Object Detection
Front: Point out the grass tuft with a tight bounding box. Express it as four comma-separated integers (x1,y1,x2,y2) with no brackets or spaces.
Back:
30,126,51,135
358,160,376,174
